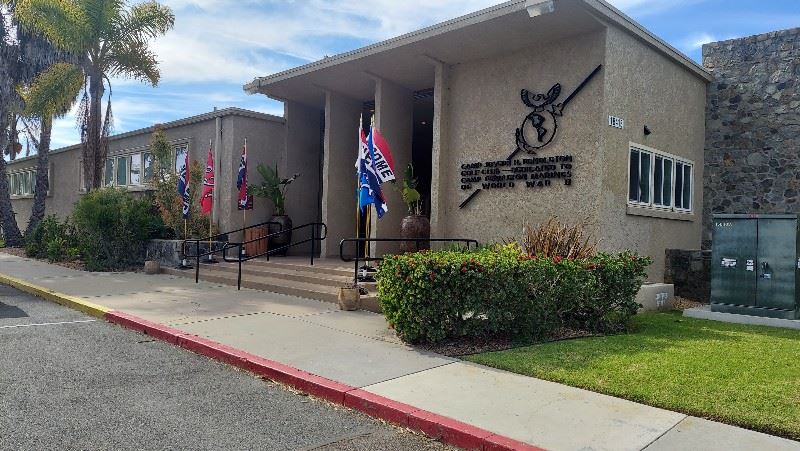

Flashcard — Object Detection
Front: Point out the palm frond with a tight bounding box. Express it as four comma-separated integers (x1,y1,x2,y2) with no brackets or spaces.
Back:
18,61,82,118
14,0,91,54
104,38,159,84
79,0,123,43
110,0,173,44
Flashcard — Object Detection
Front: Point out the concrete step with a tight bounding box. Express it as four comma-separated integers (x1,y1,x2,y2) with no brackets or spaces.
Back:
197,261,361,289
245,258,357,278
162,266,381,313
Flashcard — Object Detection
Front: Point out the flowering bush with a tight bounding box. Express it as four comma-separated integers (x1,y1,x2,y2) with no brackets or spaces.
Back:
376,243,650,344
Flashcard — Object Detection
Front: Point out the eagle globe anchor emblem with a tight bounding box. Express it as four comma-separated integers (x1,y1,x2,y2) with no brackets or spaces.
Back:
515,84,564,154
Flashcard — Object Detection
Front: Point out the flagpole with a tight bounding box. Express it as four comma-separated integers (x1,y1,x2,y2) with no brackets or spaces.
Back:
242,138,248,258
207,139,215,263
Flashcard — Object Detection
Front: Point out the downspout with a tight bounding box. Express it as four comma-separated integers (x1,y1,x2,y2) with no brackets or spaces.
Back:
214,116,222,226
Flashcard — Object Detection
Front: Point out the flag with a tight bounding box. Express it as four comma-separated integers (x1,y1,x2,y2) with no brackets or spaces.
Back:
355,127,396,184
200,146,214,215
177,149,190,219
354,122,394,219
236,142,252,211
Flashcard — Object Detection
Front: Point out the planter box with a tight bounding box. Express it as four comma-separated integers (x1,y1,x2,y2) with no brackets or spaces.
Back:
146,239,226,268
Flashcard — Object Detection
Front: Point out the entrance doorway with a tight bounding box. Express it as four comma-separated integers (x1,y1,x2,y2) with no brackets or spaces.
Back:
411,89,434,217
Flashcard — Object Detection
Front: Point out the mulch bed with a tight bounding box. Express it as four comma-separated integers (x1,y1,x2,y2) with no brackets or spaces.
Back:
416,327,596,358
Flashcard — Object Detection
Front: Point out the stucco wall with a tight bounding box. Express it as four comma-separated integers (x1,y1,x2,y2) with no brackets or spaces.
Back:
703,28,800,245
5,146,82,231
599,26,708,281
6,110,286,240
442,29,607,248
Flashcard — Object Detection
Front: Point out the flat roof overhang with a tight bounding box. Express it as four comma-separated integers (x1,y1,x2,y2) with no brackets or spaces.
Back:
245,0,712,109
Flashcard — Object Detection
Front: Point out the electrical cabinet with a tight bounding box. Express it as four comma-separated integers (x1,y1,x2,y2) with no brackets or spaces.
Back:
711,214,800,319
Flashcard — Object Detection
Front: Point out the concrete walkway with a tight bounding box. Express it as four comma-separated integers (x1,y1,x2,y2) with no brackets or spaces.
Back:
1,253,797,451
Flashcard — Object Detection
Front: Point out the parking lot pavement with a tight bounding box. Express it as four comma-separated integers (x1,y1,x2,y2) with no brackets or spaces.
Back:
0,285,452,451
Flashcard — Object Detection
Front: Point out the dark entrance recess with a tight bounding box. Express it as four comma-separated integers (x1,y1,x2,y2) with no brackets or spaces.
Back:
411,88,434,218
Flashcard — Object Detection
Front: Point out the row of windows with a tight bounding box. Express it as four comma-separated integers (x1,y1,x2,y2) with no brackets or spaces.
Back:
628,146,692,212
104,144,187,187
6,170,38,197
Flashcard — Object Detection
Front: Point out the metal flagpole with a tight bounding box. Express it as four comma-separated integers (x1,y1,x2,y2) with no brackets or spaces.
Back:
207,139,216,263
241,138,248,258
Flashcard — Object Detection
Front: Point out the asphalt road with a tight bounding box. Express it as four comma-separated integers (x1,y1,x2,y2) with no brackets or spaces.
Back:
0,285,453,451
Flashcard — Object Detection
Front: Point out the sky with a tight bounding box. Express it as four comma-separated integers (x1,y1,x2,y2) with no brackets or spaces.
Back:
41,0,800,150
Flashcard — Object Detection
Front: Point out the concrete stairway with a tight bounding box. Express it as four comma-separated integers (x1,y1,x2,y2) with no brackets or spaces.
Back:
161,257,382,313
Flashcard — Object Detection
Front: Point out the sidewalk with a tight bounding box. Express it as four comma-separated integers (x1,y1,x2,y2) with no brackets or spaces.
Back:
1,253,797,451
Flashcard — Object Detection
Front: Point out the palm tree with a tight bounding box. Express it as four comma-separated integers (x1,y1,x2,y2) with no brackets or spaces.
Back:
14,0,174,190
19,62,83,234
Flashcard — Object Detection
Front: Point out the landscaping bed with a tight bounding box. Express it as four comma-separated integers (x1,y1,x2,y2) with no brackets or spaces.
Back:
465,312,800,440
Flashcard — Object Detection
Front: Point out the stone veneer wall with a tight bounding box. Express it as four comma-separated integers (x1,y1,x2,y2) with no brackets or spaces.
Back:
702,28,800,246
664,249,711,302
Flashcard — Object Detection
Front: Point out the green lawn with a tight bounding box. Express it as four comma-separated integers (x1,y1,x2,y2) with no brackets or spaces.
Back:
465,312,800,440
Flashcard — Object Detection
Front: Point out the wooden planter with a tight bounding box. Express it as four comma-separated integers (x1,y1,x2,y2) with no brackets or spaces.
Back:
244,226,268,257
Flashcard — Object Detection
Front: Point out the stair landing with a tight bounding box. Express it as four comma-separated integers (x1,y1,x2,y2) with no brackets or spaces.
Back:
162,257,381,313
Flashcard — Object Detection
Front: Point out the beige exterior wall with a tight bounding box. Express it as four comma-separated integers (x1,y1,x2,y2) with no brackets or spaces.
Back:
598,26,707,280
441,29,607,247
5,146,82,231
6,110,286,241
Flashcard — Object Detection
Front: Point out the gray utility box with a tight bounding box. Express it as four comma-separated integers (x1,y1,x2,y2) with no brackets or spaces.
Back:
711,214,800,319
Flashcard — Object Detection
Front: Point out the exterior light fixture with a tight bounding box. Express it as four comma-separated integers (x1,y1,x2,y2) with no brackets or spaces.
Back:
526,0,555,18
644,125,652,136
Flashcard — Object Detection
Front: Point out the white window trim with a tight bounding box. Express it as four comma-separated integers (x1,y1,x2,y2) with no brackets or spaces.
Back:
627,142,693,214
7,166,51,199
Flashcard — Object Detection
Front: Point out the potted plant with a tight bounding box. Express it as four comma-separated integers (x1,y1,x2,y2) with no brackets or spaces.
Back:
249,164,299,256
399,164,430,253
337,282,361,311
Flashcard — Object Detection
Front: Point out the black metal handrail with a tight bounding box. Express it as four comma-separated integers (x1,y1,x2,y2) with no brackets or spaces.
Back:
182,220,284,283
221,222,328,290
339,237,480,283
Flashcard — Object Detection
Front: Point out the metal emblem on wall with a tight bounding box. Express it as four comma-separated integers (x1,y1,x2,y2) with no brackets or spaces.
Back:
459,64,603,209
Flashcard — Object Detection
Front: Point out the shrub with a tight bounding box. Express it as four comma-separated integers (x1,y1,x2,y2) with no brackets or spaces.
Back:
24,215,79,262
376,244,650,344
71,188,162,271
149,129,210,239
522,216,598,260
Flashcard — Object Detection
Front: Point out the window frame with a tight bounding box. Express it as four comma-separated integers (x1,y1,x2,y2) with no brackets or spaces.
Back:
627,143,693,214
7,166,50,199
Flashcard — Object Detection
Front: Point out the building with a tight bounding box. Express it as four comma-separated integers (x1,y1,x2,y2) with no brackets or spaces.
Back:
5,108,286,234
6,0,727,281
244,0,711,280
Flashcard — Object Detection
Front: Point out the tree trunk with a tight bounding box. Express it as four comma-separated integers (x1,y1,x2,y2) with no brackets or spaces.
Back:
26,116,52,236
0,116,23,247
83,70,105,190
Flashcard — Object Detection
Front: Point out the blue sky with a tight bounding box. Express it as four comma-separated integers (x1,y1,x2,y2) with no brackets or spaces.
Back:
44,0,799,150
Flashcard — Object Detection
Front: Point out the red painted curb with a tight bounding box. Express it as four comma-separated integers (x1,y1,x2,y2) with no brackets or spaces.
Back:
105,311,185,345
343,389,419,427
409,409,495,450
484,434,547,451
106,311,546,451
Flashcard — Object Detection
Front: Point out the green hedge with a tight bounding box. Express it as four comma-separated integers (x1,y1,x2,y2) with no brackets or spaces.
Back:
376,244,651,344
25,215,80,262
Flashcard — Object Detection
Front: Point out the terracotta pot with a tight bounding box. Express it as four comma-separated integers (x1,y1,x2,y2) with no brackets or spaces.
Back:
338,286,360,311
400,215,431,253
268,215,293,256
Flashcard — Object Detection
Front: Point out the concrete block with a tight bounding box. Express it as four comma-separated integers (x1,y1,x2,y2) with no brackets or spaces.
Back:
636,283,675,312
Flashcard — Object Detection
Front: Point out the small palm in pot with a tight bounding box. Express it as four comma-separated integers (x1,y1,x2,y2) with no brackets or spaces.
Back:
399,164,430,253
249,164,299,255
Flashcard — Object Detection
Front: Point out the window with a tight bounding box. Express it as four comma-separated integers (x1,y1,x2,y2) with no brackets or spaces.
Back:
116,156,128,186
130,153,142,185
628,144,693,213
103,143,185,188
143,152,154,183
105,159,115,186
6,168,40,197
628,148,651,204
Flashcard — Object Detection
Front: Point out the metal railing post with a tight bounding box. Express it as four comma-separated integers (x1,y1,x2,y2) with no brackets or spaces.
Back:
310,225,315,266
195,241,200,283
237,244,243,290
